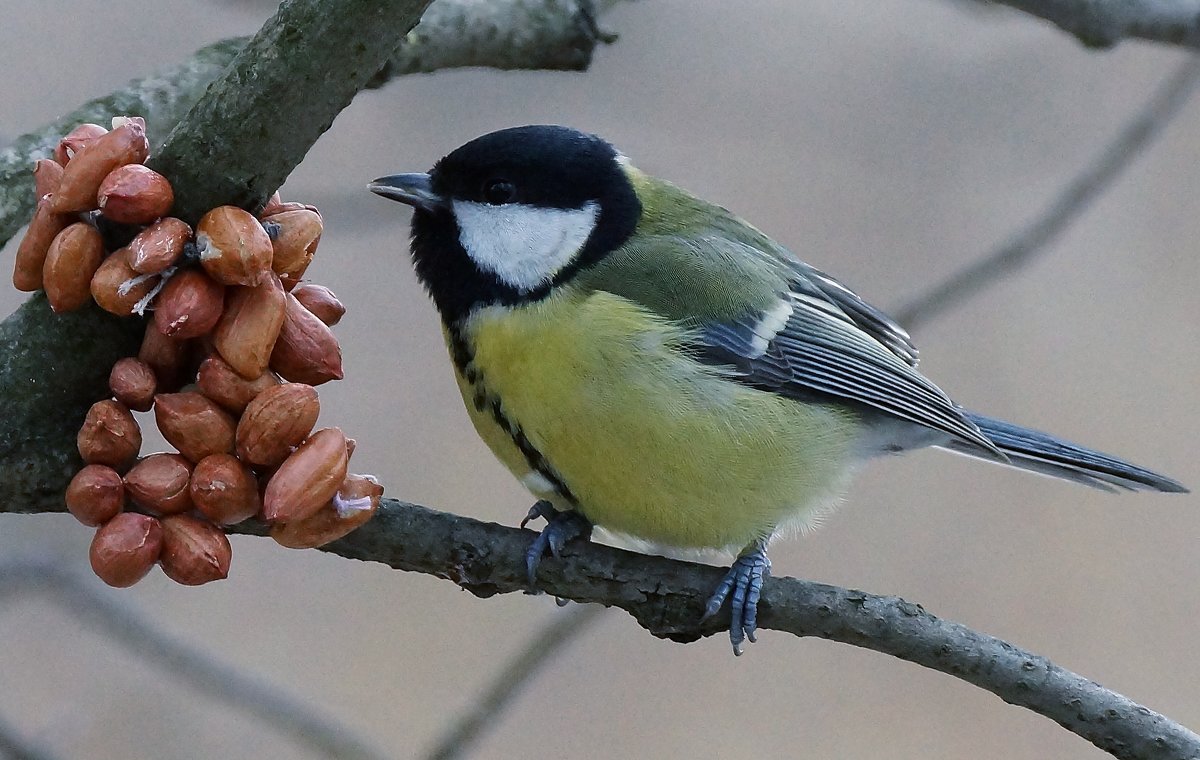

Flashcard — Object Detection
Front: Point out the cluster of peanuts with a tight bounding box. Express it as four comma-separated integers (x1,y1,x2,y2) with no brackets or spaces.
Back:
10,117,382,588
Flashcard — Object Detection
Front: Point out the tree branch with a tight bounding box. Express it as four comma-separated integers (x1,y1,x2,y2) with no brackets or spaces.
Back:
0,560,389,760
987,0,1200,48
2,1,1197,759
0,0,613,243
893,52,1200,328
0,712,63,760
0,0,616,519
423,604,605,760
247,501,1198,760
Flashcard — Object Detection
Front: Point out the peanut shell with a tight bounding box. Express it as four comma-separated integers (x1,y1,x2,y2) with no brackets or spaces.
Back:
290,283,344,326
197,205,273,286
97,164,174,224
91,247,159,316
123,453,194,515
154,269,224,339
263,208,321,288
33,159,64,199
108,356,157,412
129,217,192,274
212,273,286,379
12,197,71,291
54,123,108,166
43,222,104,313
190,454,260,525
196,355,279,415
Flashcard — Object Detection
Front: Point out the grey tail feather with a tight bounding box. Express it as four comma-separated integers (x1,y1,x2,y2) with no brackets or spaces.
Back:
942,411,1188,493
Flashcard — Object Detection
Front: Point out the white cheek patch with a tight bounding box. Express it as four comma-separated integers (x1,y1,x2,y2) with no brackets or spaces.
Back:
453,200,599,293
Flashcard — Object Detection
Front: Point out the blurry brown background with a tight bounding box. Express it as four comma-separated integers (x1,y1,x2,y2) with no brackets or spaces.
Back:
2,1,1199,758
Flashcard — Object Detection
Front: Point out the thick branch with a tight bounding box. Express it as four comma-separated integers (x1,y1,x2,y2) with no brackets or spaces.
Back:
0,0,611,244
0,0,613,511
990,0,1200,48
0,296,143,512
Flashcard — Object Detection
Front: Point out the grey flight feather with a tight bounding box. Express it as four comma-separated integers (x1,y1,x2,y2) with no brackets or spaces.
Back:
954,412,1188,493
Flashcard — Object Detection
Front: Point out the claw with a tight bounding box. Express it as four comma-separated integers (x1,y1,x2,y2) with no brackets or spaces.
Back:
702,542,771,655
521,504,592,589
520,499,556,530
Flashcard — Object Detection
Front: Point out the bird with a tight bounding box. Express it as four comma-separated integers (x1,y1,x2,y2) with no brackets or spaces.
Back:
368,125,1187,654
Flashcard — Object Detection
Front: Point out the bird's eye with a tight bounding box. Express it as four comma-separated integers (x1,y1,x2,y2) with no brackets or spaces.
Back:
482,179,517,205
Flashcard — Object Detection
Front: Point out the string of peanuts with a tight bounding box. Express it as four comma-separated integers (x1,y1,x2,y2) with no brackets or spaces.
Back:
11,116,383,587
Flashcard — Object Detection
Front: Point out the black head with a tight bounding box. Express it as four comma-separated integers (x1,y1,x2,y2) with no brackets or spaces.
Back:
369,125,642,323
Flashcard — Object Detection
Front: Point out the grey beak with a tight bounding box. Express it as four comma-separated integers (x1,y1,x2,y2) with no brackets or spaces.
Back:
368,173,446,212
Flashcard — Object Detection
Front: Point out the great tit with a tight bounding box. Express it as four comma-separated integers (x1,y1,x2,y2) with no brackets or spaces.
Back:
369,125,1187,654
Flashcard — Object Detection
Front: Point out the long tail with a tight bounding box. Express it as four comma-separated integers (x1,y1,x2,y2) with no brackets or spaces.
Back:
942,411,1188,493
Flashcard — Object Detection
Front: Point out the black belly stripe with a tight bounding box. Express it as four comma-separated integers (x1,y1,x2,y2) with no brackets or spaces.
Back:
449,324,578,505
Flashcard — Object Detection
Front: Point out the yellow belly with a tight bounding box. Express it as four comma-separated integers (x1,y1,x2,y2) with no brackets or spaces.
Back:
450,290,860,551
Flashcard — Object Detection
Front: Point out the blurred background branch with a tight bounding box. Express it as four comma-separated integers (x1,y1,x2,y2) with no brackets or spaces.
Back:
423,604,606,760
985,0,1200,49
0,712,64,760
894,52,1200,327
0,560,389,760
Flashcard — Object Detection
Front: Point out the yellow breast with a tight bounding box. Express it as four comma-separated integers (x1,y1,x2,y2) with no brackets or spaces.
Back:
448,290,861,552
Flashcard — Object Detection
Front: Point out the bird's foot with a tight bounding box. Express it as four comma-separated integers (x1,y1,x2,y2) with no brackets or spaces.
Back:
520,501,593,589
702,541,771,656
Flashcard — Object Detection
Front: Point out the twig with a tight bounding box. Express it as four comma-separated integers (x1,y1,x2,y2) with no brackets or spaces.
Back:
222,500,1200,760
423,604,606,760
986,0,1200,49
0,560,390,760
0,712,63,760
894,52,1200,328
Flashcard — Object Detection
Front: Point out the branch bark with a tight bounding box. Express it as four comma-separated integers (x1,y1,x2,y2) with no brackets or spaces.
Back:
0,0,613,516
0,0,612,243
1,2,1197,759
988,0,1200,48
252,502,1199,760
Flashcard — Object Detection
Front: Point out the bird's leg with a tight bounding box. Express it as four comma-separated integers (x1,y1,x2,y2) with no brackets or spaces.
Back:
520,500,593,588
702,538,771,655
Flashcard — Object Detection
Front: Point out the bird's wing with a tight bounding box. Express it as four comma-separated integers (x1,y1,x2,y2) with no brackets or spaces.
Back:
580,233,998,454
792,261,920,367
697,290,999,453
